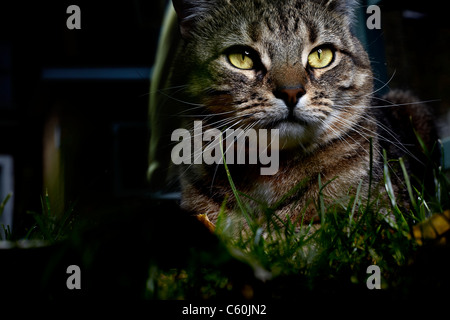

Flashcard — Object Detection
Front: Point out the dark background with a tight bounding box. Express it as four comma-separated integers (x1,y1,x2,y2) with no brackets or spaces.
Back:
0,0,448,235
0,0,167,233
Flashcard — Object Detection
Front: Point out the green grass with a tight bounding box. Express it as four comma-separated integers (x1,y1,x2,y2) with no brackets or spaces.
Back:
145,139,450,299
215,152,410,289
0,191,76,243
0,193,13,240
2,137,449,300
24,192,76,243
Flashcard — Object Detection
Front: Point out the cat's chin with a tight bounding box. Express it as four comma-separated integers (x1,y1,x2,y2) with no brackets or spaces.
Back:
275,121,317,150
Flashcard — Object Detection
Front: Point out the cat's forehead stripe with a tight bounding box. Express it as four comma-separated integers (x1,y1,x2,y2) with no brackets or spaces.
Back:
247,21,261,43
238,4,345,61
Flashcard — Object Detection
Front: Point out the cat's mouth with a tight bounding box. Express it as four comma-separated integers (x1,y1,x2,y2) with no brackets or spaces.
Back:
285,113,308,126
266,113,321,150
272,114,309,127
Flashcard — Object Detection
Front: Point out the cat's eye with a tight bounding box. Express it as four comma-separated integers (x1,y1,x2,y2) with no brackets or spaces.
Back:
228,51,254,70
308,47,334,69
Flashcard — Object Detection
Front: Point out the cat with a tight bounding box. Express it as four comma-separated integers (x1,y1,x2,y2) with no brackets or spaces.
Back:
147,0,438,226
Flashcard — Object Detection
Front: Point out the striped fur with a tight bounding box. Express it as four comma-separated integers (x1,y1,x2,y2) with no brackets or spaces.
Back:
148,0,437,225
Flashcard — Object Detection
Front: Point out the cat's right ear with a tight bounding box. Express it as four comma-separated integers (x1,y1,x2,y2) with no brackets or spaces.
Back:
323,0,360,23
172,0,215,39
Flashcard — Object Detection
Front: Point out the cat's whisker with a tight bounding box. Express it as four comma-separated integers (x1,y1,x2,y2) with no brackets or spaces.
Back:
175,105,208,115
156,84,189,92
330,104,423,160
369,97,441,108
157,89,205,107
220,120,255,158
234,120,262,162
203,115,253,132
330,118,374,154
255,120,284,157
178,109,238,118
328,114,419,186
356,114,423,161
148,84,189,98
325,116,404,184
331,111,419,162
320,117,371,162
334,71,396,104
371,70,396,96
164,117,245,150
187,119,245,142
207,119,261,190
334,98,440,110
178,118,247,184
186,118,245,164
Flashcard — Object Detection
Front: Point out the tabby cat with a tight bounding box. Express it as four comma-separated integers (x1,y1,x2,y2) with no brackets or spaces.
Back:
148,0,438,225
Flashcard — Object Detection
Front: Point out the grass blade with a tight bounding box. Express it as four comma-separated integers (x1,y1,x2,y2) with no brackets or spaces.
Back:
399,157,418,214
219,135,254,230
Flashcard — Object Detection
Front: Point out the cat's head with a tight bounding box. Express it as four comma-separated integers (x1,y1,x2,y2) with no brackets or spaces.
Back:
171,0,373,150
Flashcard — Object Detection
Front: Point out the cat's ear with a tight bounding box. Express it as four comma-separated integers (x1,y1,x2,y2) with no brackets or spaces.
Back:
324,0,360,22
172,0,218,38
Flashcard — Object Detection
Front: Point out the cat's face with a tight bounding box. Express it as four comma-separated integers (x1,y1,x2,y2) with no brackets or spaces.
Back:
172,0,373,150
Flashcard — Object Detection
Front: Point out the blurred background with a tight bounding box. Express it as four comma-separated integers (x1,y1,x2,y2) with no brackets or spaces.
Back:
0,0,449,237
0,0,166,236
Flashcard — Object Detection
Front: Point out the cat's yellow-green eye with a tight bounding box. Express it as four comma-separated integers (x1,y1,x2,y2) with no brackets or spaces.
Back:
228,52,254,70
308,47,334,69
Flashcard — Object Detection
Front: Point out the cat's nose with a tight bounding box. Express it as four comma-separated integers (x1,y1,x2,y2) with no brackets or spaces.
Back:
274,85,306,109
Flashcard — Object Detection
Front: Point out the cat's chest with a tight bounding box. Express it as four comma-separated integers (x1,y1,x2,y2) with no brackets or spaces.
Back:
236,160,320,206
228,143,369,207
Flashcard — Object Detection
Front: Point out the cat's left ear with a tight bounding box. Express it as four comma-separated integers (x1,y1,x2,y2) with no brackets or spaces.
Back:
172,0,218,38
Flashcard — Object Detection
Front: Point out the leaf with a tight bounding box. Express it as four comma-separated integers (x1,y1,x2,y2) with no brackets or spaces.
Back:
196,214,216,233
412,210,450,245
0,193,12,218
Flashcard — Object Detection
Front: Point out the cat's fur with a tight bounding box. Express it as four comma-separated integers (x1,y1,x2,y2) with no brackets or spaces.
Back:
148,0,438,224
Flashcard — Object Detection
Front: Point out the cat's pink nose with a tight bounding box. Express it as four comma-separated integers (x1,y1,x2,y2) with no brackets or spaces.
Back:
274,85,305,109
